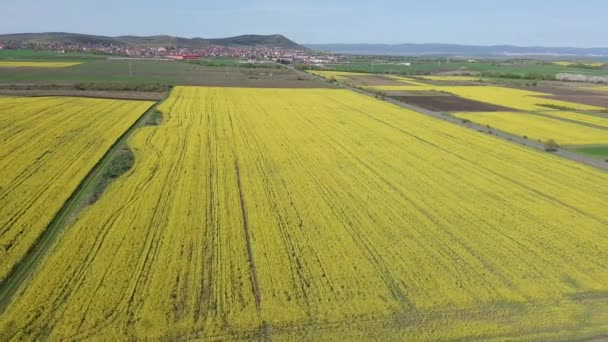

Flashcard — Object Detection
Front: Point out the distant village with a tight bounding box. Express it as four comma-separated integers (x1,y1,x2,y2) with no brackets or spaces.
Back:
0,41,346,66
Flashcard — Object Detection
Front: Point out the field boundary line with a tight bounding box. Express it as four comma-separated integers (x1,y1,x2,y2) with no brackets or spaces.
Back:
528,111,608,130
0,92,170,312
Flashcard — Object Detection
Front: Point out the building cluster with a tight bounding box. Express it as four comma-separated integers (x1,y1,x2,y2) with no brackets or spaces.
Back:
274,53,345,66
0,40,345,65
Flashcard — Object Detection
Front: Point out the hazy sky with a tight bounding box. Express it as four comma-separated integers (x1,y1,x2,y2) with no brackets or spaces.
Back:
2,0,606,47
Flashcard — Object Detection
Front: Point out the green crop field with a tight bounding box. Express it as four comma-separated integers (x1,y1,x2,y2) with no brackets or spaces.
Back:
321,60,608,78
190,57,277,67
0,59,193,84
0,49,107,61
0,59,307,87
572,145,608,159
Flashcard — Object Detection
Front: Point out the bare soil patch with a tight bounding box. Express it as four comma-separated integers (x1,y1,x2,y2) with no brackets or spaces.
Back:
344,75,410,86
390,95,515,112
0,89,166,101
538,94,608,108
531,86,601,97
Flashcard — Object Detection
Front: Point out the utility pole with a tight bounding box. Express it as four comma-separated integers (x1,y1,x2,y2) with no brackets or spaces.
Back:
129,62,133,78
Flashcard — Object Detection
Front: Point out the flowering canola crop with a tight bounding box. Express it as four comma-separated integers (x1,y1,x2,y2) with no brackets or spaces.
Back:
0,96,153,282
1,87,607,340
308,70,369,80
540,111,608,129
587,86,608,92
453,111,608,145
554,61,605,67
0,61,82,68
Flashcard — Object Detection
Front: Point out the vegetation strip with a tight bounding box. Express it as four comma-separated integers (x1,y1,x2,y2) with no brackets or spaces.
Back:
0,98,162,311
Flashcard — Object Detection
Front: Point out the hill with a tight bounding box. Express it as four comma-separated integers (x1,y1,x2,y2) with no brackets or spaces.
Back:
0,32,306,50
306,43,608,58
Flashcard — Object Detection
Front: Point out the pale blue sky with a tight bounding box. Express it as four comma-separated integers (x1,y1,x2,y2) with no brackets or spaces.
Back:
2,0,606,47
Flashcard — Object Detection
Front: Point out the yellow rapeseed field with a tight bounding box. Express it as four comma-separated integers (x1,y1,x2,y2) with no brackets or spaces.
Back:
0,96,153,282
587,86,608,92
1,87,607,340
307,70,369,80
0,61,82,68
419,75,482,81
385,75,430,86
540,111,608,129
554,61,605,67
308,71,430,86
369,85,604,111
453,111,608,145
554,61,573,66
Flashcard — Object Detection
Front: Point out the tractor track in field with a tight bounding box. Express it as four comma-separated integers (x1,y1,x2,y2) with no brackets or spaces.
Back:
0,95,166,312
234,159,262,309
295,68,608,172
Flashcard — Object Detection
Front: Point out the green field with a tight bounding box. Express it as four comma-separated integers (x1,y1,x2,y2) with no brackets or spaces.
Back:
0,59,298,86
0,59,193,84
189,57,279,68
0,49,107,61
320,60,608,78
0,55,328,92
572,145,608,159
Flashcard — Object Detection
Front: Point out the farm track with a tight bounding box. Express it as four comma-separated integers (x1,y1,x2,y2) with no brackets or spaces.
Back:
0,98,159,311
298,69,608,171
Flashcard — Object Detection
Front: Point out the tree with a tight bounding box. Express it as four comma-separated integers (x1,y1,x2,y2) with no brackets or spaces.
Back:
544,139,559,151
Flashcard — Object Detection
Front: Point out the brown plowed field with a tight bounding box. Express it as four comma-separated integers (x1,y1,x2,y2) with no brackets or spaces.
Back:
531,86,598,96
0,89,166,101
390,95,516,112
344,75,409,86
505,85,608,109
